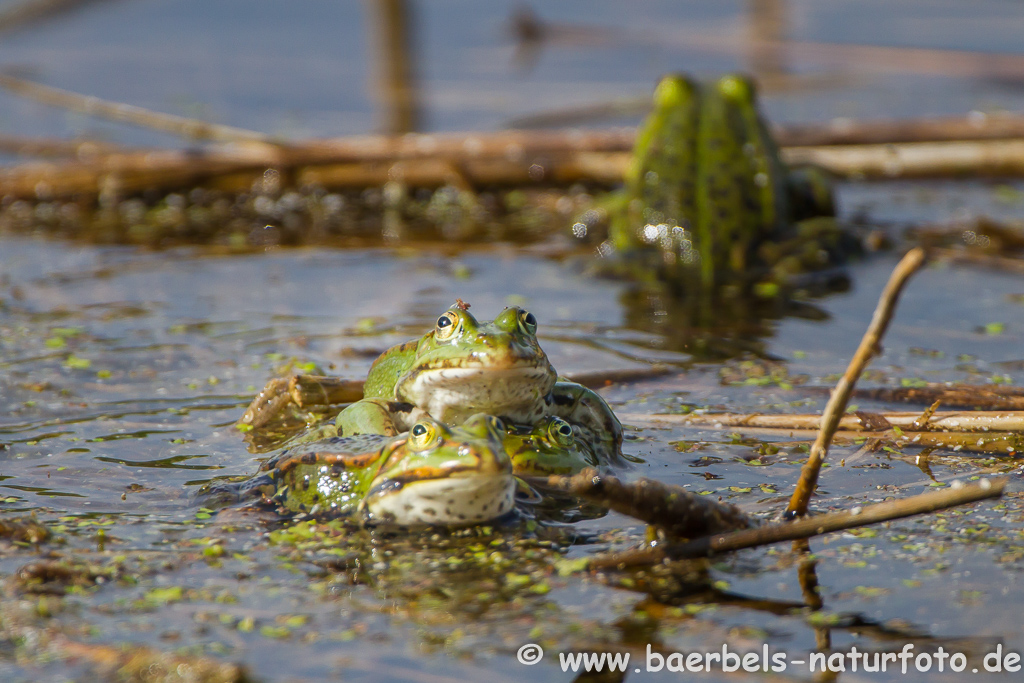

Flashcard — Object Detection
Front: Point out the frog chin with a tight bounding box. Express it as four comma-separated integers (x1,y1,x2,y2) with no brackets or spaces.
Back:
362,472,516,526
400,365,555,423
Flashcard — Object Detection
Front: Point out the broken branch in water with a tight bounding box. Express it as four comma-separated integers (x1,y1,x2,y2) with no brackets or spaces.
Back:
671,477,1004,560
0,133,122,159
619,412,1024,455
530,468,754,539
624,408,1024,434
590,477,1005,568
856,383,1024,410
776,111,1024,147
784,139,1024,180
4,75,1024,203
787,248,926,517
0,73,271,144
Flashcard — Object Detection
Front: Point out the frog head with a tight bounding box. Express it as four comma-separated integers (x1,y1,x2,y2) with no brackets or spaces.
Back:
360,414,516,525
504,416,598,476
394,305,557,425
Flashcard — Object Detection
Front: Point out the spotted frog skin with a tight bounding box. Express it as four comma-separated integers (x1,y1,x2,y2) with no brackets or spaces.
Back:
604,73,851,295
254,415,516,526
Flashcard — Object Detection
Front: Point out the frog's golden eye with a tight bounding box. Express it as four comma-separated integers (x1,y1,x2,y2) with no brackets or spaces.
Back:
435,312,459,340
409,421,438,448
519,310,538,334
548,418,574,446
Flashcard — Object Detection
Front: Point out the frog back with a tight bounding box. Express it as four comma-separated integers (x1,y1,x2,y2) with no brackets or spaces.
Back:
264,434,391,517
363,339,421,398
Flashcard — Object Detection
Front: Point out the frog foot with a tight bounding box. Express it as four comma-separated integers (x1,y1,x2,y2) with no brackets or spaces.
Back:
239,374,364,428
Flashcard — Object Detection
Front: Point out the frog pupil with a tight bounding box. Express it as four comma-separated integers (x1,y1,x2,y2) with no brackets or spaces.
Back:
523,312,537,327
436,316,452,329
412,424,427,436
558,424,572,437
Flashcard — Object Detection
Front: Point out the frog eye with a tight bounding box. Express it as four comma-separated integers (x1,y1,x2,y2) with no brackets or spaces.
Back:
519,310,538,334
435,311,459,340
409,421,438,448
548,419,574,445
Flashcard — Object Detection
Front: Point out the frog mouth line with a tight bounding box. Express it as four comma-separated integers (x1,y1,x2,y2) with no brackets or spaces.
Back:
366,463,511,496
407,361,551,378
403,364,554,390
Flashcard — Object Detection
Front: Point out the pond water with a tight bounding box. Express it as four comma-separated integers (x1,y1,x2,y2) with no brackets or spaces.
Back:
3,1,1024,682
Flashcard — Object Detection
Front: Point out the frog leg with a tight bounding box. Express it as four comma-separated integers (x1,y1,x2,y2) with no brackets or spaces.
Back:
240,375,365,428
334,398,427,437
549,381,623,464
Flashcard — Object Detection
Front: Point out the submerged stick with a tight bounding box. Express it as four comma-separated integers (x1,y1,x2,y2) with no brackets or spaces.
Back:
531,468,754,539
787,249,926,517
591,478,1005,568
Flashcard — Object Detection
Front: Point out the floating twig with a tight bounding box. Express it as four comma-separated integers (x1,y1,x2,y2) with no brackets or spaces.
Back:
777,112,1024,147
672,477,1004,559
4,73,1024,200
857,382,1024,410
930,248,1024,277
590,478,1005,568
783,139,1024,179
0,72,271,144
531,468,754,540
0,0,108,34
0,133,121,158
788,248,926,517
623,408,1024,434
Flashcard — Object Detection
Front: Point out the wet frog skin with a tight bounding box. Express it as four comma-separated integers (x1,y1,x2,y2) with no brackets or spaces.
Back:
257,415,516,526
605,73,852,295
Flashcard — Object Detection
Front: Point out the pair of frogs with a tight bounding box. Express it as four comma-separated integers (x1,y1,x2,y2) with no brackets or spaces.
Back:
244,303,623,526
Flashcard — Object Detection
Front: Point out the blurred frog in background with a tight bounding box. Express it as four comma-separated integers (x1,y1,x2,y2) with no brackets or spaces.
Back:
586,73,860,353
591,74,855,287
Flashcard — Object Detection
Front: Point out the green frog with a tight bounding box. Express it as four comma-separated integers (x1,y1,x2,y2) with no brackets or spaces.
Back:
244,413,601,525
241,303,623,464
252,414,516,525
505,416,599,476
601,73,853,296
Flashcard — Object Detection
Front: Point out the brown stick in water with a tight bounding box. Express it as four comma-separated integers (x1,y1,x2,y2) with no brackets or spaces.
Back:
787,249,926,517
